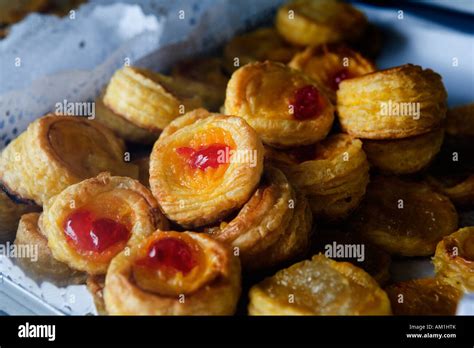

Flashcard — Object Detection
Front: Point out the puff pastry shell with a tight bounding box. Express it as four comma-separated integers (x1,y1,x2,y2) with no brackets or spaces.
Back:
337,64,447,139
42,173,168,275
248,254,391,315
104,231,241,315
225,61,334,147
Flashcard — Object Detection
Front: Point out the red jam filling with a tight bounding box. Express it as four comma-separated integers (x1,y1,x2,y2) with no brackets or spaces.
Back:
290,85,325,120
176,143,230,170
136,237,197,275
63,210,130,253
329,68,352,90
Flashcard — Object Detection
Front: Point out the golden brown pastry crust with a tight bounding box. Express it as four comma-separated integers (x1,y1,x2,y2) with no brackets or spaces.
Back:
433,227,474,292
337,64,447,139
104,231,241,315
350,176,458,257
14,213,86,286
363,128,444,175
446,103,474,138
275,0,368,47
225,61,335,148
427,174,474,208
223,27,299,73
265,134,369,220
0,0,48,24
150,111,264,228
289,44,376,103
86,275,107,315
0,114,138,206
385,278,462,315
248,254,391,315
42,173,169,275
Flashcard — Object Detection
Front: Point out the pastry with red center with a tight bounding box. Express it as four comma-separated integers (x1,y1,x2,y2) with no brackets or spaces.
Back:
289,44,376,103
265,134,369,220
104,231,241,315
150,109,264,228
42,173,168,275
225,61,334,148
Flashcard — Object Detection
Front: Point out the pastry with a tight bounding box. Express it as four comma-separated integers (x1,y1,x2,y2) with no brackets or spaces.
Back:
337,64,447,139
385,278,462,315
350,176,458,257
104,231,241,315
86,275,107,315
223,27,299,73
42,173,169,275
0,0,47,24
363,128,444,175
312,227,391,285
101,66,218,143
225,61,335,147
14,213,86,285
445,103,474,142
427,173,474,208
0,114,139,206
433,227,474,292
150,110,264,228
289,44,376,103
248,254,391,315
265,134,369,220
275,0,368,47
207,166,312,271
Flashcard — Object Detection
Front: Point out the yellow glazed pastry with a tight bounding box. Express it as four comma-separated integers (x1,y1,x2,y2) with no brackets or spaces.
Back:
42,173,169,275
223,27,299,73
150,110,264,228
265,134,369,220
0,114,138,206
363,128,444,175
289,44,376,103
350,176,458,257
14,212,86,285
275,0,368,47
433,227,474,292
225,61,334,147
385,278,462,315
337,64,447,139
102,66,217,142
248,254,391,315
104,231,241,315
207,166,312,271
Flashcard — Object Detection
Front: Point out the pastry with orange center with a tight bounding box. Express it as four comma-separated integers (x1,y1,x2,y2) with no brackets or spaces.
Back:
433,227,474,293
275,0,368,47
150,110,264,228
104,231,241,315
248,254,391,315
289,44,376,103
42,173,168,275
225,61,334,148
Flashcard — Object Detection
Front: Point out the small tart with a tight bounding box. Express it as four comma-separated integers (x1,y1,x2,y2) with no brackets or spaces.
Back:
248,254,391,315
103,66,216,135
337,64,448,139
275,0,368,47
223,27,299,73
265,133,369,220
150,110,264,228
14,213,86,286
427,174,474,208
350,176,458,257
0,186,39,242
433,227,474,292
385,278,462,315
312,227,391,285
104,231,241,315
225,61,334,148
289,44,376,103
0,114,138,206
95,91,157,144
363,128,444,175
42,173,169,275
207,166,312,271
171,57,228,109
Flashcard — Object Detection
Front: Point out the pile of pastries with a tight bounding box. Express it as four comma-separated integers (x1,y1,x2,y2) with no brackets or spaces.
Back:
1,0,472,316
